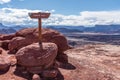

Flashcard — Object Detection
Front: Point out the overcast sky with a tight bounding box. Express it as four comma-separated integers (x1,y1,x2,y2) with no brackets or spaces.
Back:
0,0,120,26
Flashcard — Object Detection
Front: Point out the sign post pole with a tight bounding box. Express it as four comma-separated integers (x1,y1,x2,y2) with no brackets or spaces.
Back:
38,18,42,49
29,12,50,49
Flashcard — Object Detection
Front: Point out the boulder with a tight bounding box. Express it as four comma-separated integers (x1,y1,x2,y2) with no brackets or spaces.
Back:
15,28,36,37
9,28,69,54
32,74,41,80
16,42,58,71
38,28,69,53
0,40,10,50
49,35,69,53
8,37,37,54
0,47,8,55
42,69,58,78
7,55,17,66
0,56,10,71
0,34,15,40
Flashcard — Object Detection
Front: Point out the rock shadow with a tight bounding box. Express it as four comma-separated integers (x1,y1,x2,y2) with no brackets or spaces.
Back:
13,65,64,80
55,69,64,80
13,63,75,80
13,65,32,80
59,63,76,70
0,69,9,75
40,68,64,80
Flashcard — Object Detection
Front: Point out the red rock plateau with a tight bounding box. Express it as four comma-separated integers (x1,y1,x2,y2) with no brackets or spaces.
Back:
63,44,120,80
0,28,120,80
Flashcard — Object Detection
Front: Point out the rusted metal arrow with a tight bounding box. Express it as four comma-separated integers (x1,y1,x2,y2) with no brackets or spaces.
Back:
29,12,50,49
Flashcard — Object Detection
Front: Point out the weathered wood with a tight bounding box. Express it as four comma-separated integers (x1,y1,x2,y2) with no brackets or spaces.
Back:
38,18,42,49
29,12,50,18
28,12,50,49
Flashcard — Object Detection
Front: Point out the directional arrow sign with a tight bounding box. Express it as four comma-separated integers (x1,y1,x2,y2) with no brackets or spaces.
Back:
29,12,50,18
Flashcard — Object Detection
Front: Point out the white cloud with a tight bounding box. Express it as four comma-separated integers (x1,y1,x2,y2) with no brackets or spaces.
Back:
0,8,54,25
47,11,120,26
0,8,120,26
0,0,11,4
79,11,120,26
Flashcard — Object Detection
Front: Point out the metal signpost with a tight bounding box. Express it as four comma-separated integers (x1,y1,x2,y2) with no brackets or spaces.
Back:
29,12,50,49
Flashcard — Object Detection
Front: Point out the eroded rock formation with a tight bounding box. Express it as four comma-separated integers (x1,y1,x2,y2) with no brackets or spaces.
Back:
0,28,120,80
8,28,69,54
0,28,69,79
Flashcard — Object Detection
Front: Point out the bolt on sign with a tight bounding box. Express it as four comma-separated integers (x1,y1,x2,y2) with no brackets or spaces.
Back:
28,12,50,49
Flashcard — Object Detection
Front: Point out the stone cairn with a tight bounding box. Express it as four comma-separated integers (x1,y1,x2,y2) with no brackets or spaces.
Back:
0,12,70,80
16,12,58,80
16,42,58,80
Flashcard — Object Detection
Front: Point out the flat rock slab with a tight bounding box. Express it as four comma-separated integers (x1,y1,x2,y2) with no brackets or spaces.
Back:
1,44,119,80
64,44,120,80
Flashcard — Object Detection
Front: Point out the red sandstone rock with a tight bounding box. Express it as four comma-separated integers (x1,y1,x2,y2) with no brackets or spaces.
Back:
42,69,58,78
8,37,38,54
0,44,120,80
64,44,120,80
16,42,58,69
0,40,10,50
0,56,10,71
41,29,69,53
9,28,69,54
40,28,69,53
32,74,41,80
0,47,8,55
15,28,36,37
7,55,17,66
0,34,15,40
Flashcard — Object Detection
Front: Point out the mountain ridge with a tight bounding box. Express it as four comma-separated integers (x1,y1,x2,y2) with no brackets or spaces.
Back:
0,23,120,34
46,25,120,34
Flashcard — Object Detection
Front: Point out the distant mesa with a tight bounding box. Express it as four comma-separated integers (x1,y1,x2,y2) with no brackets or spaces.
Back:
0,23,27,34
0,23,120,34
